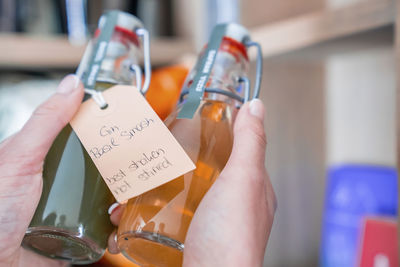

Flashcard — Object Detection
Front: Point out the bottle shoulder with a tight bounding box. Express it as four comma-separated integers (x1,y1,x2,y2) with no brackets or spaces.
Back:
165,100,235,165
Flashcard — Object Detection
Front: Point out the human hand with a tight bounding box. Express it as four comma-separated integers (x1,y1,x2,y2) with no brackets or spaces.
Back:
0,75,84,267
108,99,276,267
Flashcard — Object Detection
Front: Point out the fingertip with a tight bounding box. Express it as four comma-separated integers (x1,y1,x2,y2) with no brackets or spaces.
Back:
237,99,265,123
56,74,83,95
249,99,265,121
108,202,120,215
229,99,267,168
234,100,267,146
110,204,125,226
107,230,120,254
71,74,82,89
11,75,84,163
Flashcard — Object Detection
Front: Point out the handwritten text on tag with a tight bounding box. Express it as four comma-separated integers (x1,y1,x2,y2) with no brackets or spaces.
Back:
70,85,195,203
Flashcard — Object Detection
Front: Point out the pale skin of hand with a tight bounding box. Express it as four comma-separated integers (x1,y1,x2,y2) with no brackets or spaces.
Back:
0,75,84,267
0,75,276,267
109,99,277,267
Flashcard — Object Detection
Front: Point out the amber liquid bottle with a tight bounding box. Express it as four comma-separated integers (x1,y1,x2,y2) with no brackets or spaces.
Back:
118,24,253,267
22,11,148,264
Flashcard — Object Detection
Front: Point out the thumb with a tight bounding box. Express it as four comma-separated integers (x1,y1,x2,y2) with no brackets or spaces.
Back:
8,75,84,167
227,99,267,169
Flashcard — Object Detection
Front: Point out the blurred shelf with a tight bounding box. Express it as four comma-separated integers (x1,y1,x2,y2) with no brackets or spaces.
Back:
271,26,394,62
251,0,394,59
0,0,394,68
0,34,193,70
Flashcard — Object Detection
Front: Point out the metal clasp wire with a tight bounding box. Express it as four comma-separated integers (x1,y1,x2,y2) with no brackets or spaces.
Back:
244,40,263,100
179,40,263,105
130,64,143,92
78,28,152,108
179,88,245,104
91,28,152,107
238,76,250,102
84,88,108,109
134,28,152,95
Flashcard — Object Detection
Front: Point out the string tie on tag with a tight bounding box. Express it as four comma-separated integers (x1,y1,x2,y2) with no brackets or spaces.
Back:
85,88,108,109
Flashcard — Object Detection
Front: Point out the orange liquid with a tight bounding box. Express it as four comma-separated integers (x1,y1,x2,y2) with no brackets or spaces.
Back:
118,100,235,267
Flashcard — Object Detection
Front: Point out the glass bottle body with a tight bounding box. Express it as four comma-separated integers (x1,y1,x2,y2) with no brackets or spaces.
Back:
24,119,114,263
22,16,142,264
118,98,236,266
117,35,249,267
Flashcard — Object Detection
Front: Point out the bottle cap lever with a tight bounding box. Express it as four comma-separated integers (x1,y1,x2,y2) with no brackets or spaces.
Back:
135,28,152,95
245,41,263,100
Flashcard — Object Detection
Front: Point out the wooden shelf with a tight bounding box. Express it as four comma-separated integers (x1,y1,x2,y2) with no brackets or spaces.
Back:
0,34,193,69
271,26,394,62
0,0,395,68
251,0,395,58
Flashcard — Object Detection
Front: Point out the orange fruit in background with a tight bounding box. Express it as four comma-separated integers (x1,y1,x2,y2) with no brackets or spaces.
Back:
145,65,189,120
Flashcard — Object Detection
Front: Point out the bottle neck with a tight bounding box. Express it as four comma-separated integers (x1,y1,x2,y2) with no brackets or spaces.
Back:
92,26,141,91
184,37,249,105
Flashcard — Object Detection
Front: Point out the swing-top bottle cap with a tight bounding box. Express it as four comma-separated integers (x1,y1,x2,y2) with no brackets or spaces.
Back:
223,23,250,44
98,11,144,33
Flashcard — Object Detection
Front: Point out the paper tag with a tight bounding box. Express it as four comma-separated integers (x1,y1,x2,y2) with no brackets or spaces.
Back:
70,85,196,203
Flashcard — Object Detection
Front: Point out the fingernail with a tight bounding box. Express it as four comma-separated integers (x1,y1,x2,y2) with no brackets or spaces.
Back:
57,75,80,94
108,202,120,215
249,99,265,121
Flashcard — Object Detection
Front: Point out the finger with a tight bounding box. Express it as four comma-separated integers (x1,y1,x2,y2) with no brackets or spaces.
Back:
265,171,278,214
0,133,16,150
109,203,125,226
230,99,276,212
107,230,120,254
227,99,267,170
9,75,84,164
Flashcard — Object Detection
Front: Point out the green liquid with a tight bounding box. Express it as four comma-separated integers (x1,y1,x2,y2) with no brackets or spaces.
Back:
23,83,116,264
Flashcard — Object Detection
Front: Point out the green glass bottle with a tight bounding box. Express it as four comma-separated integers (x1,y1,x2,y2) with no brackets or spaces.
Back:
22,11,150,264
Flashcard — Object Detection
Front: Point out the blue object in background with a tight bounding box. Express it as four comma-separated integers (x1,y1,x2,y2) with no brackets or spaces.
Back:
320,165,398,267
